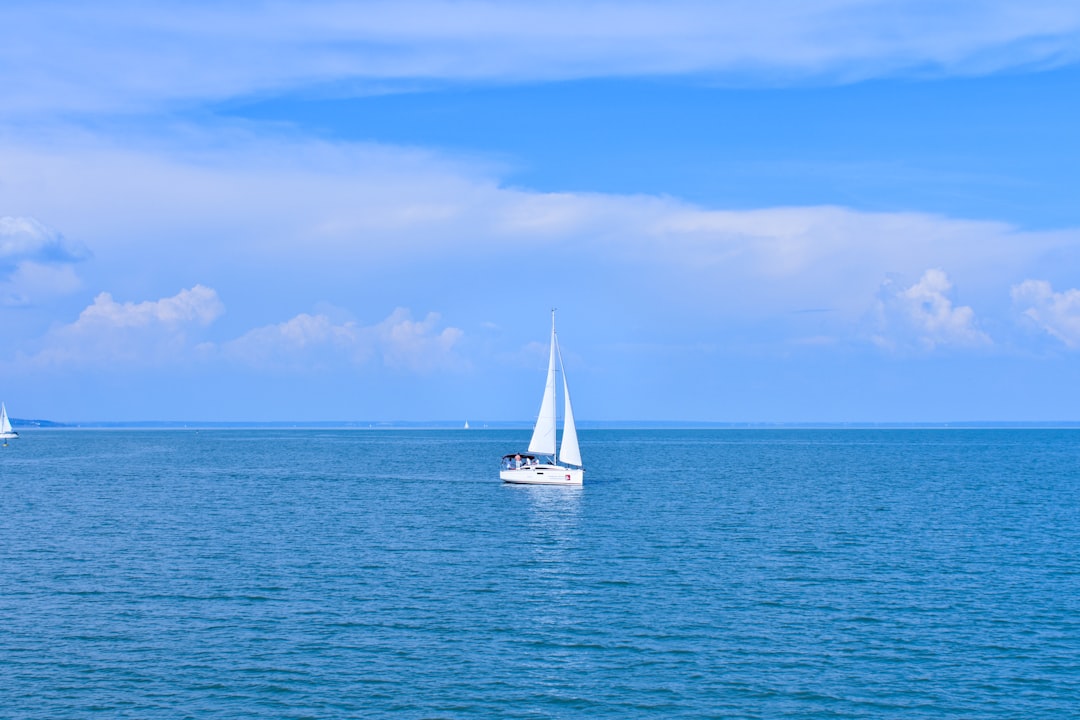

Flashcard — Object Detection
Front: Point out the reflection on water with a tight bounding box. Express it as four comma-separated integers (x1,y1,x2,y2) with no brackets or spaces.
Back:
508,485,585,635
515,483,583,540
513,484,583,564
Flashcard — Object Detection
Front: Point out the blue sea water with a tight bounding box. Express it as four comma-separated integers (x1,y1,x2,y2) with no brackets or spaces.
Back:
0,429,1077,718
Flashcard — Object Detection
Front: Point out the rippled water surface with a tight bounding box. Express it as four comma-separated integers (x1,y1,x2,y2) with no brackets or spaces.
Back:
1,429,1077,718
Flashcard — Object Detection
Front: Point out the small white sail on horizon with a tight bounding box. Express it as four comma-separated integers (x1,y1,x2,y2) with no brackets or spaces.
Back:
0,402,18,444
500,311,583,485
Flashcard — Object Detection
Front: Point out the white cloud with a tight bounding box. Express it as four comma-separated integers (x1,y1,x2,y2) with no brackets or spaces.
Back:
0,216,89,306
1,1,1078,116
18,285,224,367
874,268,991,351
77,285,224,328
0,216,84,263
1012,279,1080,348
10,282,463,375
224,307,464,373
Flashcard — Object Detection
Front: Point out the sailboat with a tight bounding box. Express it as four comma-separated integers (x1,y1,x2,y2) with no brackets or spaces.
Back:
0,402,18,445
500,311,584,485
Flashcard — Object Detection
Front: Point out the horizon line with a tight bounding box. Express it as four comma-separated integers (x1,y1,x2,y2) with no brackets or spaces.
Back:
9,419,1080,430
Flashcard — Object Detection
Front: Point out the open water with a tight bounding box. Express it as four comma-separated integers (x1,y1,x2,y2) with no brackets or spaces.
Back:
0,429,1077,718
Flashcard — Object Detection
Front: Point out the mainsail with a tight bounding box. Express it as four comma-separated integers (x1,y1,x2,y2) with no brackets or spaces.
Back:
527,316,558,455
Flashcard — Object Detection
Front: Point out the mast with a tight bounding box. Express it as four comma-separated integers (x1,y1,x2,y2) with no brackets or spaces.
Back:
553,309,560,460
552,309,560,459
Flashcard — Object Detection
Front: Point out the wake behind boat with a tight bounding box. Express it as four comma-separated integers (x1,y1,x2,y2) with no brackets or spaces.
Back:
501,312,583,485
1,402,18,446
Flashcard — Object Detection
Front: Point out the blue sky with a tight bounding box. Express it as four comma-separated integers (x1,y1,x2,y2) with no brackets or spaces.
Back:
2,1,1080,422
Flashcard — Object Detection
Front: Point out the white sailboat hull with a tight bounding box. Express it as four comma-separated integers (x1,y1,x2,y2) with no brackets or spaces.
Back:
0,432,17,440
501,465,583,486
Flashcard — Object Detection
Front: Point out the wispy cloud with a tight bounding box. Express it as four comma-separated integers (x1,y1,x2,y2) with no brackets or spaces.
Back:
1012,279,1080,348
224,308,464,373
224,313,365,369
2,1,1078,116
874,268,991,351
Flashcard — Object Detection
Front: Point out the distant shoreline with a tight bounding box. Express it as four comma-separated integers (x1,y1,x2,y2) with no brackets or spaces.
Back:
9,420,1080,430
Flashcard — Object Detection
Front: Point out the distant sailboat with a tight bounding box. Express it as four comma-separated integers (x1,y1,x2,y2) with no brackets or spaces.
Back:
464,420,470,429
500,311,583,485
0,402,18,446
